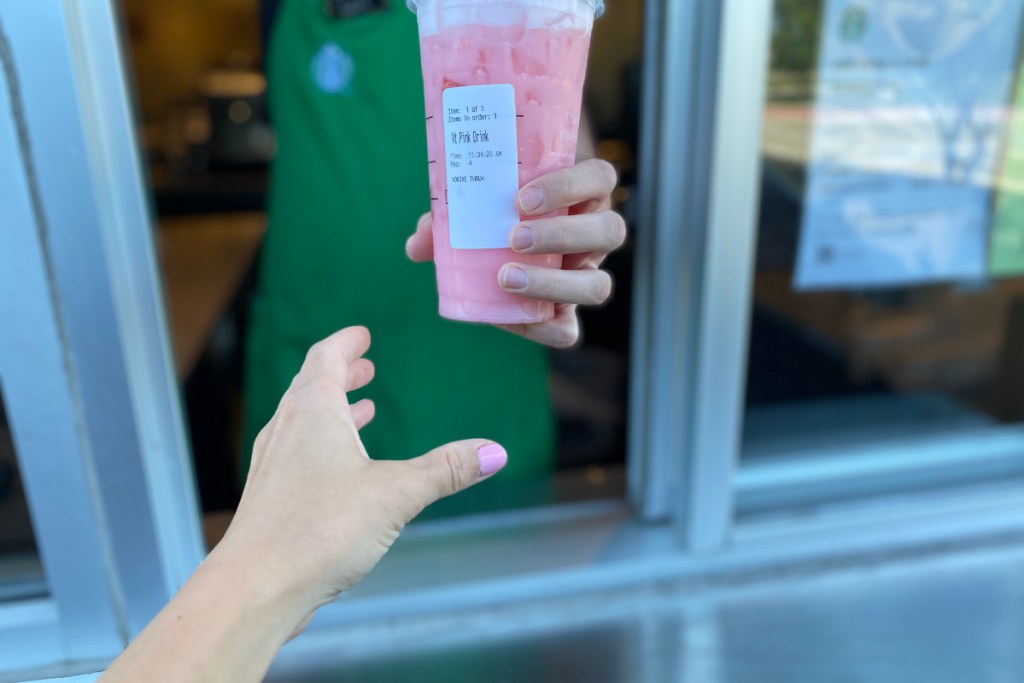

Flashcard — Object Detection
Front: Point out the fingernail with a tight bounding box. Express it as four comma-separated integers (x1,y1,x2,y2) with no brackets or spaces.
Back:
477,443,508,477
501,266,528,291
510,225,535,251
519,186,545,213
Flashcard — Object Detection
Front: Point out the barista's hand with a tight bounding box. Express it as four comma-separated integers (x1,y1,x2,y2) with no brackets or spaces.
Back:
407,158,626,348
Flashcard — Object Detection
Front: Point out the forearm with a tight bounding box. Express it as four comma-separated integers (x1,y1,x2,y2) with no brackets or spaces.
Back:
99,544,307,683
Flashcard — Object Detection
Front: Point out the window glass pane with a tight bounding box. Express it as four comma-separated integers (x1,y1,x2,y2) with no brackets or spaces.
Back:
118,0,640,525
742,0,1024,515
0,384,46,601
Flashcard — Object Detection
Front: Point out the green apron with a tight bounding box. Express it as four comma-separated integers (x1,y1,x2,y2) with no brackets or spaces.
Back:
242,0,555,515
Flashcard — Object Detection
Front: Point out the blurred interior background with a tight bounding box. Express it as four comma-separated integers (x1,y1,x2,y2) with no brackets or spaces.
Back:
111,0,644,535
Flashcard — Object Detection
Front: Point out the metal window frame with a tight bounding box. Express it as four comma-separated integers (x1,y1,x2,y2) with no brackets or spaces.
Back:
62,0,205,591
11,0,1024,680
692,0,1024,531
1,6,121,672
675,0,775,549
0,0,202,679
628,0,722,527
630,0,775,551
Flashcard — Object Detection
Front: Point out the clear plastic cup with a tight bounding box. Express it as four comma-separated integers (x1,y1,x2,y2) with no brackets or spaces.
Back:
409,0,603,324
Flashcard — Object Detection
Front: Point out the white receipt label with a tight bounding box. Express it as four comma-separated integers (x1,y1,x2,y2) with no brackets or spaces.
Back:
442,84,520,249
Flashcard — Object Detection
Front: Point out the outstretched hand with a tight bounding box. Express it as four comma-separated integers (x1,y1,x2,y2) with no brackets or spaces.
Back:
100,327,507,683
226,326,507,621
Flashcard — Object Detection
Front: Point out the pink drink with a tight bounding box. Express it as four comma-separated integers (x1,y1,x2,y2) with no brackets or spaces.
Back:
412,0,599,323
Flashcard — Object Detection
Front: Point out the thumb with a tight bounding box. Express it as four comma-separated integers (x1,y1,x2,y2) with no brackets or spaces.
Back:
401,439,508,508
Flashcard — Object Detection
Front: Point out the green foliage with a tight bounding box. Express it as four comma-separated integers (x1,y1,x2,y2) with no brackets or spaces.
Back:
771,0,824,72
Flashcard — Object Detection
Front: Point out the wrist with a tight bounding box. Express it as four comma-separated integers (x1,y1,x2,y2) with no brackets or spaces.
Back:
199,537,316,638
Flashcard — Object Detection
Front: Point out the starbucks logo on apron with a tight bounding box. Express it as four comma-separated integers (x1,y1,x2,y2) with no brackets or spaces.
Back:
311,42,354,94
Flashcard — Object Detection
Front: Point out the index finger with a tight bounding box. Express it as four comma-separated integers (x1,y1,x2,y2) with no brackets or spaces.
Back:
517,158,617,216
298,326,372,385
